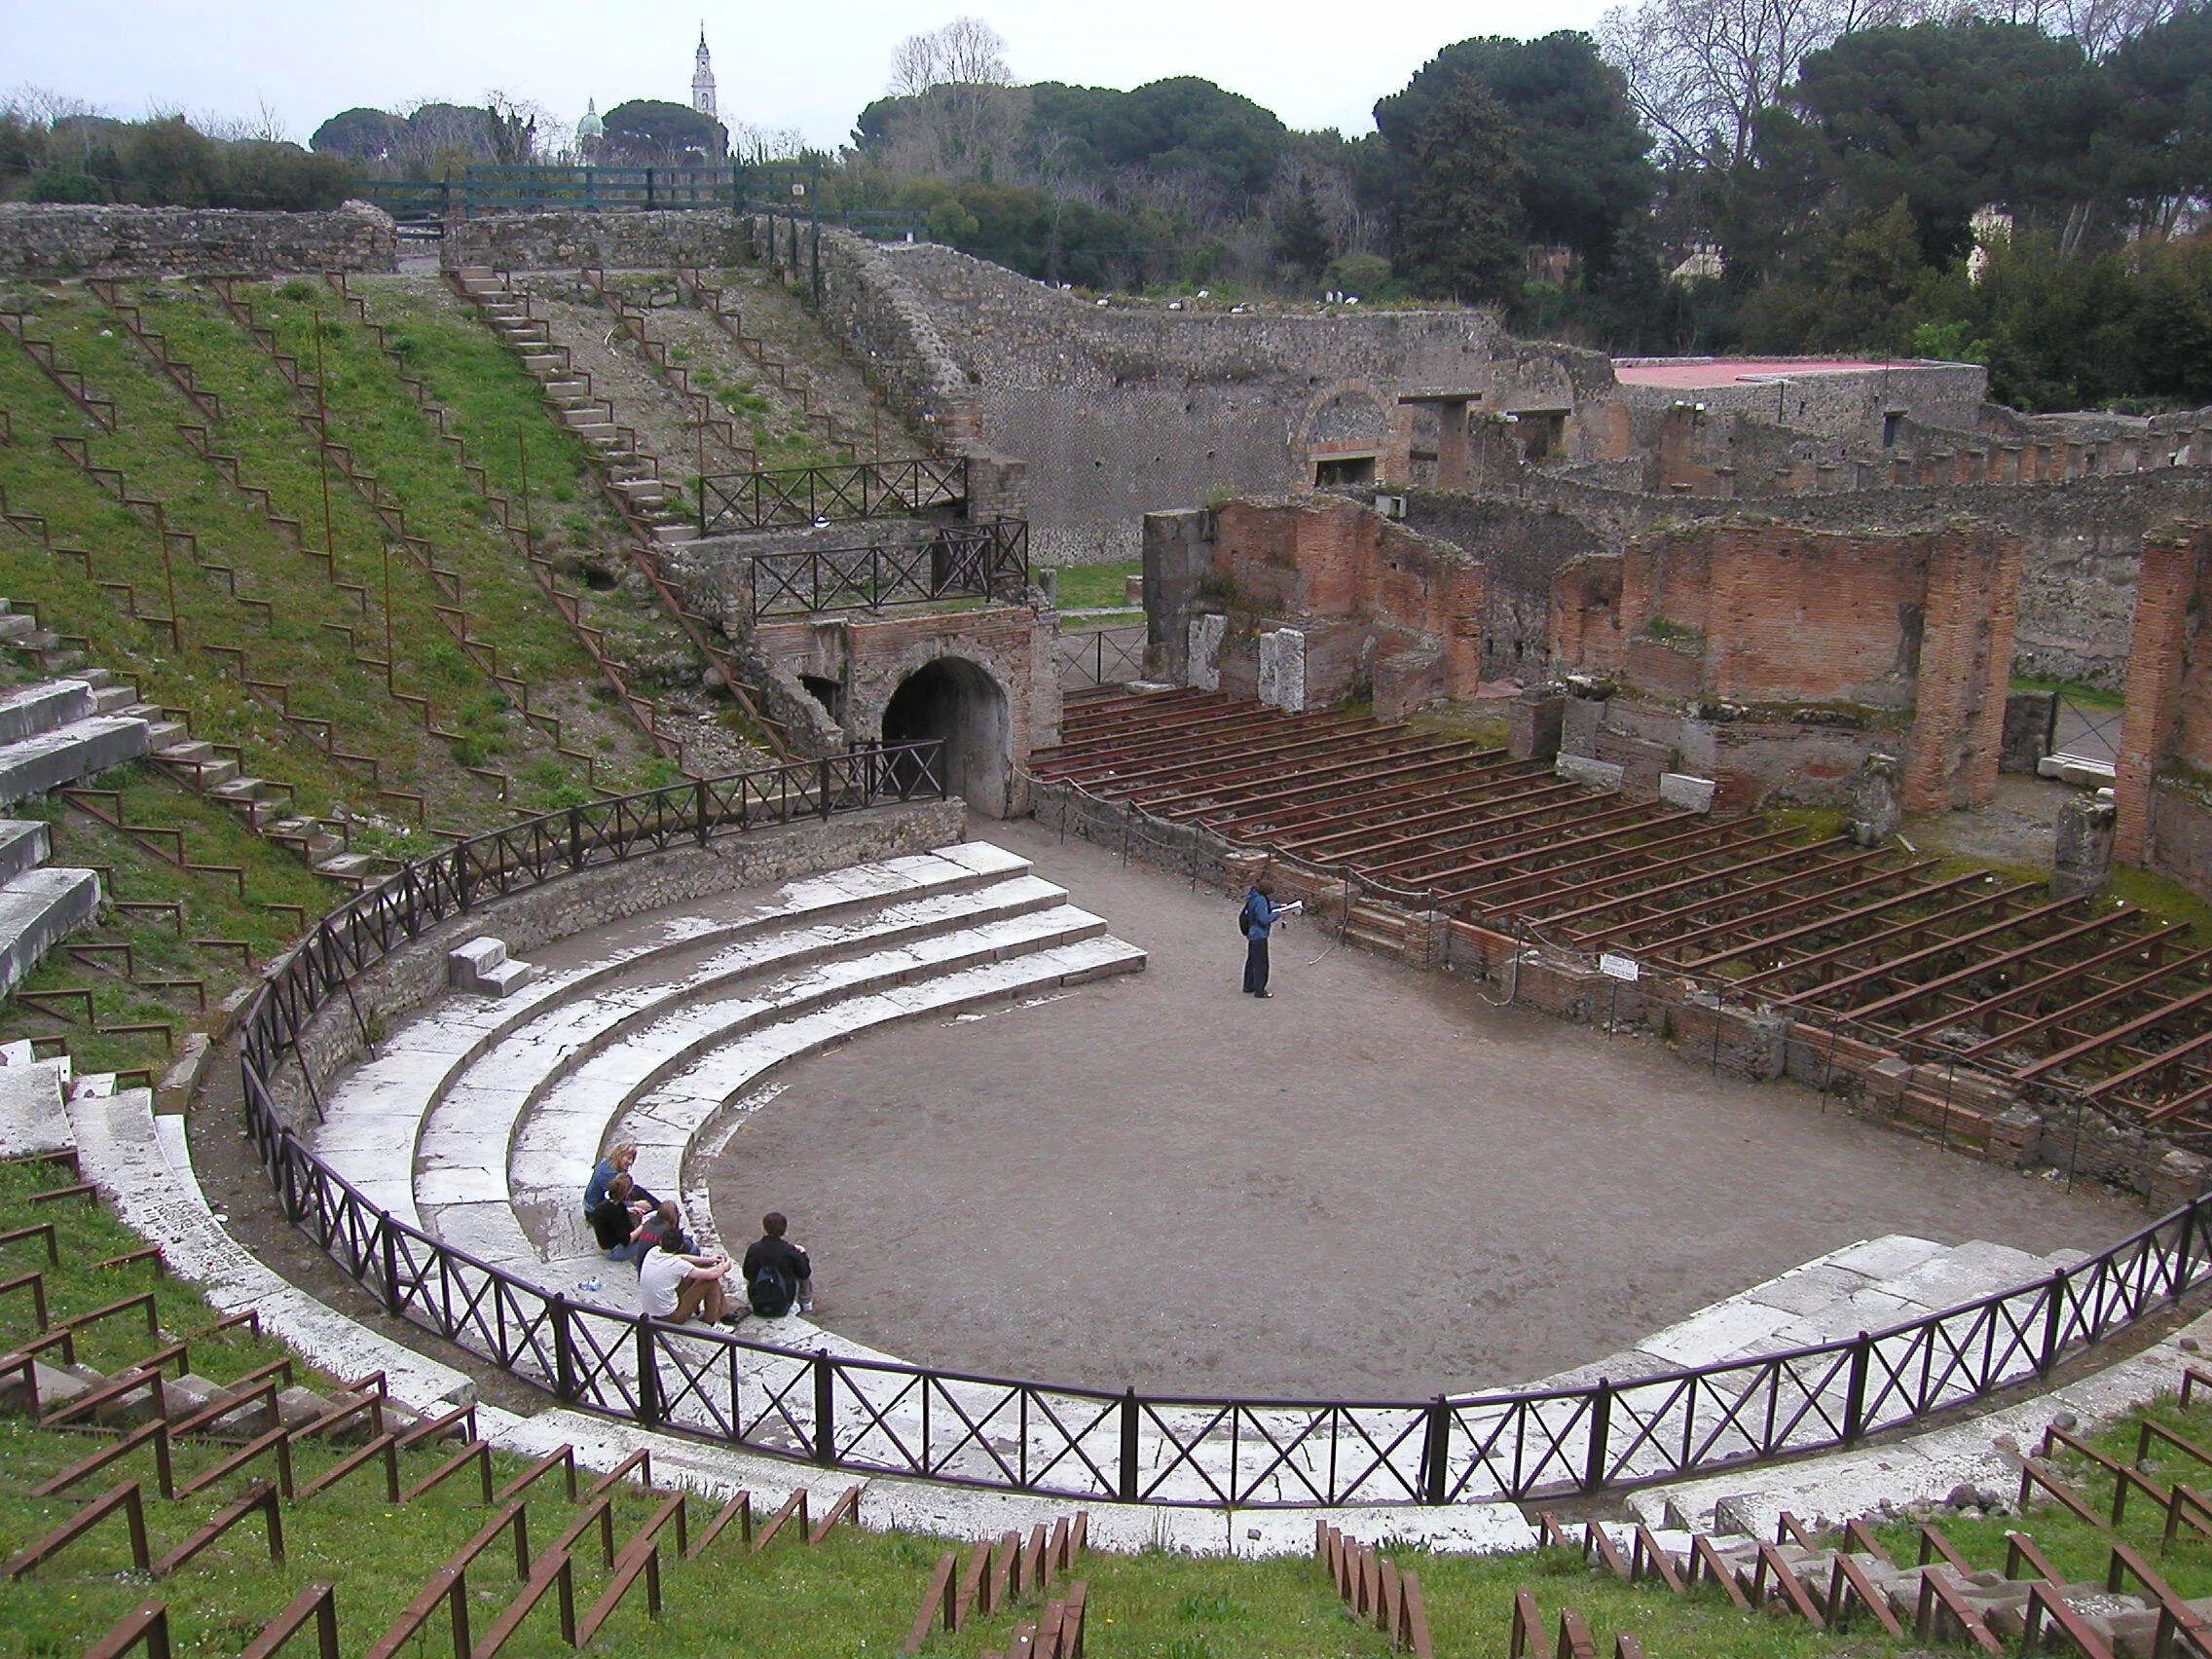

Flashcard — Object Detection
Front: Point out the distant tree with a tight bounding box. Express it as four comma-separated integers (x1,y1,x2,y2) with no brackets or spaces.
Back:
601,99,725,163
484,92,539,166
1377,33,1654,270
1272,174,1333,282
123,117,220,205
213,140,352,209
1027,77,1289,204
1596,0,1933,166
889,16,1014,93
1393,79,1530,303
2101,6,2212,236
311,107,408,163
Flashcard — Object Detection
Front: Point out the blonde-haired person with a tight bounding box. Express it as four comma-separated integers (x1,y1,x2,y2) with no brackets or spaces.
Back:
583,1143,658,1216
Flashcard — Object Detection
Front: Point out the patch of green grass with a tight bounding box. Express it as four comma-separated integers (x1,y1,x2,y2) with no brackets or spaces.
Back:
2013,673,2124,710
1049,560,1142,611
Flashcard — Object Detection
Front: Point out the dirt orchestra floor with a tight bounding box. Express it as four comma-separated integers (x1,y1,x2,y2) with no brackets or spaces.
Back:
704,815,2141,1400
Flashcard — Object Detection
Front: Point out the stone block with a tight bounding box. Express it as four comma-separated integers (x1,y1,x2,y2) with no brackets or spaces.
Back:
448,937,539,998
1847,753,1902,847
1187,613,1226,692
1562,694,1605,758
2052,794,2116,899
1659,772,1717,813
1257,628,1307,713
1557,754,1625,793
2040,753,2118,787
1508,694,1565,762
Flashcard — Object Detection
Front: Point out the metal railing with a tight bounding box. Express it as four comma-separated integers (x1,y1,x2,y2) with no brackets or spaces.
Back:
237,754,2212,1509
1054,625,1146,691
699,458,968,536
747,520,1026,621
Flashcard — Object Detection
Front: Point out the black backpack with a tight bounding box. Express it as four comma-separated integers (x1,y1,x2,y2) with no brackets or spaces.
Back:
1236,895,1258,940
748,1260,794,1317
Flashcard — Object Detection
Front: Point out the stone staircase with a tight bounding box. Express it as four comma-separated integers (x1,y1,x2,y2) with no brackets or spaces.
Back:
446,267,696,546
313,842,1145,1288
0,654,171,996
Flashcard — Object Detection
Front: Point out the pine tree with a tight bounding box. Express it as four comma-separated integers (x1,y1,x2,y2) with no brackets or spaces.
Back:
1394,81,1530,305
1272,175,1333,285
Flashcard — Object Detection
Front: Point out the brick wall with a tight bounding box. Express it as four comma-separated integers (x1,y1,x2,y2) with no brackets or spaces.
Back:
2117,527,2212,868
1550,520,2019,810
1182,496,1485,708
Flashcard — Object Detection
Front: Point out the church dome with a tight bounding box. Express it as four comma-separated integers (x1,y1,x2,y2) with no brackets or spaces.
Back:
577,98,604,139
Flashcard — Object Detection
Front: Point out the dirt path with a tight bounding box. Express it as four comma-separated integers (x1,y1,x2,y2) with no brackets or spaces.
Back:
705,817,2140,1399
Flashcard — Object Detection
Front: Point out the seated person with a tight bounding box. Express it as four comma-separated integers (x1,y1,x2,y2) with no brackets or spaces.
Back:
583,1143,658,1215
589,1173,650,1259
741,1210,815,1317
632,1198,693,1259
638,1235,737,1326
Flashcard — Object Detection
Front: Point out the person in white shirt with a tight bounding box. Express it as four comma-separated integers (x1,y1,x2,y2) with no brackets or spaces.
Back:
637,1235,737,1325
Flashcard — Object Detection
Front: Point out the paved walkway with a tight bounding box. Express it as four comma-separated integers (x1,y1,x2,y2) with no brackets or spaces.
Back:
702,817,2139,1400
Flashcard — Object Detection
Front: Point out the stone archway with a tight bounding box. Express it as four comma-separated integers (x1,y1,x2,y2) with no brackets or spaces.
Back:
1293,380,1396,487
882,655,1013,817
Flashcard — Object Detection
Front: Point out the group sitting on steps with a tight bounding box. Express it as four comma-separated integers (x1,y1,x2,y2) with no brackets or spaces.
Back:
584,1143,815,1326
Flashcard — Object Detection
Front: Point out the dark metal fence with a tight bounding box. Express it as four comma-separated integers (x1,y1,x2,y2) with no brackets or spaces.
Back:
699,458,969,536
1054,625,1147,691
747,520,1027,621
238,753,2212,1508
351,166,928,239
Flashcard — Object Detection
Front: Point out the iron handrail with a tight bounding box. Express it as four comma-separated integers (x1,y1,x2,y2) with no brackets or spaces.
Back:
746,519,1027,621
237,751,2212,1509
698,457,968,535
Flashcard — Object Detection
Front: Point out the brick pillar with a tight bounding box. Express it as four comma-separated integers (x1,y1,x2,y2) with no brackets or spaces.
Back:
2116,532,2207,866
1960,450,1985,484
1903,526,2021,812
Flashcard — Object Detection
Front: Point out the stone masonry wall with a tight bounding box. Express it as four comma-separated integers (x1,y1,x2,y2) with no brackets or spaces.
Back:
810,239,1621,563
0,202,397,276
439,209,753,272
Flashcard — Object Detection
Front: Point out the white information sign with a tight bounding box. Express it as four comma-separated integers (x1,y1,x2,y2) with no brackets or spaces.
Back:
1599,953,1641,982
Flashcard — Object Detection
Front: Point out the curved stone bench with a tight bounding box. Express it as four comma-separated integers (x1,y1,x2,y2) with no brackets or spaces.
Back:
312,842,1040,1223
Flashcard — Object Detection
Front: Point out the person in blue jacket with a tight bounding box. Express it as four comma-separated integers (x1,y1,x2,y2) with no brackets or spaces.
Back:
1239,878,1302,998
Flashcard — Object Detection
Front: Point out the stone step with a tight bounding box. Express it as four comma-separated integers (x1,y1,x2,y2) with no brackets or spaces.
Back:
316,845,1044,1226
0,614,36,644
651,524,698,544
270,817,344,860
0,819,51,887
0,713,154,808
0,1054,72,1157
0,866,100,998
0,680,93,747
87,684,137,717
207,775,272,805
315,851,380,882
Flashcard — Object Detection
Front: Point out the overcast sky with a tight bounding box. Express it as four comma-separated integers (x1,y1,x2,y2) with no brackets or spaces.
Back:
2,0,1611,150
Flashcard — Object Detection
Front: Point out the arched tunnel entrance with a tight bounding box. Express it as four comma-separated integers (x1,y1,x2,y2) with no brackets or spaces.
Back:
882,656,1011,817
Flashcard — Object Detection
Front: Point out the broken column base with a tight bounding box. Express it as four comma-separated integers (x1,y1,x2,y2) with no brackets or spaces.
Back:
2051,793,2117,899
449,937,538,998
1846,753,1903,847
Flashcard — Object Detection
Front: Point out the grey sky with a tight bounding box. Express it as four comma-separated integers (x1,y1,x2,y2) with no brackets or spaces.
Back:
2,0,1608,151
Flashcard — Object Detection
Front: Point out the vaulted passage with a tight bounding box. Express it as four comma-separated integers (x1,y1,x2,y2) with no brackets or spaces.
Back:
883,656,1011,816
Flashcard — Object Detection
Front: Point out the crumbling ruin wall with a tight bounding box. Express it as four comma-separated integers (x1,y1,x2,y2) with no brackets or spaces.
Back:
842,241,1621,563
1407,468,2212,691
0,202,396,276
1151,496,1484,714
1547,521,2019,812
440,209,752,272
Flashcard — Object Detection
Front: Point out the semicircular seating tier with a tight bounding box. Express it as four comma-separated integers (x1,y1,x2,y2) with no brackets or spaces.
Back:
313,842,1146,1293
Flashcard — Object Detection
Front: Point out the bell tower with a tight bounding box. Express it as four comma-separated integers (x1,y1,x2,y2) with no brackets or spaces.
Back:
691,25,718,121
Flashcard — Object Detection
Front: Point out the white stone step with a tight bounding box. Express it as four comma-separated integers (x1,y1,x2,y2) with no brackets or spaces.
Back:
0,713,153,807
435,929,1144,1273
0,819,50,887
0,1056,71,1157
313,845,1040,1223
0,680,92,747
410,881,1081,1233
0,866,99,997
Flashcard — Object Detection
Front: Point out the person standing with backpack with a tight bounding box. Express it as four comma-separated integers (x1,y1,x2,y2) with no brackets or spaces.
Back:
741,1210,815,1317
1238,877,1302,998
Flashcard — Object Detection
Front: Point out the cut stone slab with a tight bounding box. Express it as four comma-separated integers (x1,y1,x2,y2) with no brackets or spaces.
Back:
0,820,49,887
0,1059,70,1157
1557,754,1625,792
0,866,99,998
0,680,91,748
449,936,538,997
0,714,152,807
